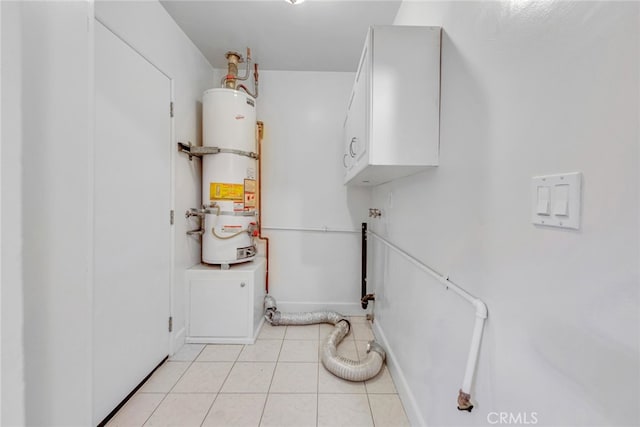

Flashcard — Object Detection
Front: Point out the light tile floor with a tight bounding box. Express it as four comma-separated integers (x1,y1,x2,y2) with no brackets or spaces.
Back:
107,317,410,427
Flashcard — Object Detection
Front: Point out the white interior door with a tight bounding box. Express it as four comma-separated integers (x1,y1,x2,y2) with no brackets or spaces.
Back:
93,21,172,424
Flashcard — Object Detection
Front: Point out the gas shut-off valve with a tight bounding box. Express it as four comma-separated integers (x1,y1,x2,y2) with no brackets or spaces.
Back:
247,222,259,237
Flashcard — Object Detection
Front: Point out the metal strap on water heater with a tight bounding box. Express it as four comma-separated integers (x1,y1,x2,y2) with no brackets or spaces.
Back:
204,208,256,217
210,147,259,159
177,141,259,161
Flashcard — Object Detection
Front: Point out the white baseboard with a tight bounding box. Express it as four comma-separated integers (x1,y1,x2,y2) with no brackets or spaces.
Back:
277,301,365,316
372,321,427,427
253,316,265,341
170,327,186,356
186,336,256,345
183,314,265,346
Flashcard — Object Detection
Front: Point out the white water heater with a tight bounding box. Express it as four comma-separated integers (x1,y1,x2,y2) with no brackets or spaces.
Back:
202,88,258,265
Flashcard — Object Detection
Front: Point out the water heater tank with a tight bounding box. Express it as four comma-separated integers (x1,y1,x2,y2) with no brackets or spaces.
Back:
202,88,258,265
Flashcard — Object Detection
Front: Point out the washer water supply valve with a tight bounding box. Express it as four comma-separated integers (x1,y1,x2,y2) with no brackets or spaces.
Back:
361,293,375,309
369,208,382,218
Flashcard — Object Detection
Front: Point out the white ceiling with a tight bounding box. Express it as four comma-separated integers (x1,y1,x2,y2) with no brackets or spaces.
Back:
160,0,402,72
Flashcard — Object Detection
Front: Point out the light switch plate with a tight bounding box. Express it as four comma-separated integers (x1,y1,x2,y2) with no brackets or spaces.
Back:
531,172,581,229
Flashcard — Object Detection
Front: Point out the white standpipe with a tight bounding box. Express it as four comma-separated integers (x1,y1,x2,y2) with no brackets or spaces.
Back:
367,230,488,412
459,300,488,411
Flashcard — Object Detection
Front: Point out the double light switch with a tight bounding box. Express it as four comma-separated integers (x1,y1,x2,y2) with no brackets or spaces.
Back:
532,172,581,229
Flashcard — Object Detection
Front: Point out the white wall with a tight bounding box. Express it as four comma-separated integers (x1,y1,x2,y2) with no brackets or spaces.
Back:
369,1,639,426
1,1,212,424
95,0,214,353
19,2,94,424
1,1,26,425
253,70,370,314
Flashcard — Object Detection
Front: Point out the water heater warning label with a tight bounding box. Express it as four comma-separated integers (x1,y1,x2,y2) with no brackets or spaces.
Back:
244,179,256,211
222,225,241,233
210,183,243,201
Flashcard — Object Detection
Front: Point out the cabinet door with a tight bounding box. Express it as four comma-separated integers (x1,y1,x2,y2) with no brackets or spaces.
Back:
342,107,354,175
190,279,248,337
349,44,369,169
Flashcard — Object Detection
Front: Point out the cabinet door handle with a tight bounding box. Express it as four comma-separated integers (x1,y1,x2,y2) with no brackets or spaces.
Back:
240,282,246,288
343,153,349,168
349,137,357,157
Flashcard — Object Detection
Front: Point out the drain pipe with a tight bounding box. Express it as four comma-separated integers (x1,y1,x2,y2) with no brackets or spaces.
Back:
458,300,487,412
367,230,488,412
256,121,270,293
264,295,385,382
360,222,376,309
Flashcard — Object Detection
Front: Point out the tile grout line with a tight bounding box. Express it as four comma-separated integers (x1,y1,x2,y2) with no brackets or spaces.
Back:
198,344,245,427
167,348,200,394
140,321,374,426
316,361,320,427
366,388,376,427
139,344,208,426
362,319,376,427
317,322,324,427
257,326,286,426
115,320,377,426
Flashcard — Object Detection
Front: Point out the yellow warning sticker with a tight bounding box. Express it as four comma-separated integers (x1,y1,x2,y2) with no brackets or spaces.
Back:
210,183,244,201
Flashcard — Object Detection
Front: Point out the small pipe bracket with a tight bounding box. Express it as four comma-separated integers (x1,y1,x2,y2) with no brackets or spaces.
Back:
178,141,195,161
178,142,258,161
185,208,205,219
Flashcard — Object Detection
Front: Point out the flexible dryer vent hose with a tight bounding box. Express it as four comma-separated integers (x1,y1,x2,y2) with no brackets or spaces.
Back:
264,295,385,382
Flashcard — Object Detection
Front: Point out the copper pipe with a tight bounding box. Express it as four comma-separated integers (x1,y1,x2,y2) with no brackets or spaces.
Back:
236,63,259,98
256,121,269,293
222,49,256,89
222,51,242,89
235,48,252,82
237,77,258,98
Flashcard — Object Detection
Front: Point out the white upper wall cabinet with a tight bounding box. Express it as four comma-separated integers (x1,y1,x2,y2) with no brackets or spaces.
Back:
342,26,441,186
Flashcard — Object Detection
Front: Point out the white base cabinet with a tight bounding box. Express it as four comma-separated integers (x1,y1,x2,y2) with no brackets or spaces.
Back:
186,257,266,344
343,25,442,186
